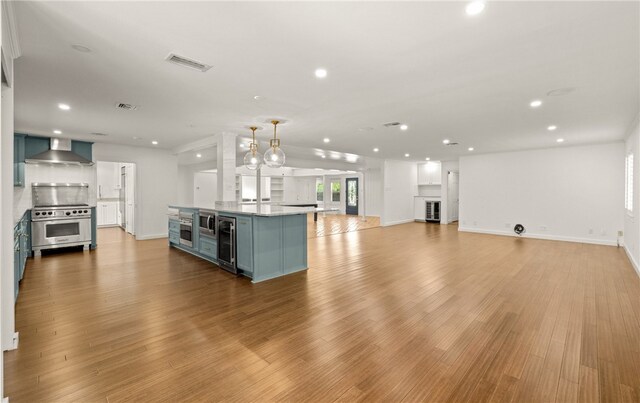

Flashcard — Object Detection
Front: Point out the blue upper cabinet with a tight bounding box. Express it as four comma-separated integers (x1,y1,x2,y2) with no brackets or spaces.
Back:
14,134,25,187
23,135,50,159
71,140,93,161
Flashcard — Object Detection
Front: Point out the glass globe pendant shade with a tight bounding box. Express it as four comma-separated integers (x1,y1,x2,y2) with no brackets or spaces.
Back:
264,145,285,168
243,149,262,170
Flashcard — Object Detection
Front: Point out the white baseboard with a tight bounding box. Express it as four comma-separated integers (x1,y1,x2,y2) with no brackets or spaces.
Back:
382,218,415,227
135,233,168,241
624,245,640,278
458,226,618,247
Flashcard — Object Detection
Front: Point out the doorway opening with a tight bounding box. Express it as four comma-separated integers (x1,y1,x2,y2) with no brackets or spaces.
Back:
96,161,136,235
447,171,459,223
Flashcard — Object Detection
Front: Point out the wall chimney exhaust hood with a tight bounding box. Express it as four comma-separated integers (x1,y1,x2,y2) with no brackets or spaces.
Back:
25,138,94,166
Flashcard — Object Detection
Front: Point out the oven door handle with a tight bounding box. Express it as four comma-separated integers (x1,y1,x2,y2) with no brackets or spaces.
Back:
34,218,89,225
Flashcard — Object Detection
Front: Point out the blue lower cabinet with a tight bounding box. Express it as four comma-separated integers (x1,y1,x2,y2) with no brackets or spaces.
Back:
13,238,20,301
198,235,217,260
236,215,253,273
169,231,180,245
169,219,179,233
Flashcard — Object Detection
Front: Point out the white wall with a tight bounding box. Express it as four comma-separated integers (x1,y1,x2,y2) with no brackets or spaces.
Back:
1,58,14,354
459,142,625,245
381,160,418,226
624,116,640,274
93,143,178,240
194,171,217,206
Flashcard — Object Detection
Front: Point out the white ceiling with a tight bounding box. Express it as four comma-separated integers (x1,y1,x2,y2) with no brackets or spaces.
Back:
13,1,639,163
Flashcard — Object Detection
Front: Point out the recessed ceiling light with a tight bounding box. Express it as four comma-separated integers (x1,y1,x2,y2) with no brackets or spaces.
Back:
58,103,71,110
465,1,486,15
530,100,542,108
405,153,410,157
468,147,475,151
373,148,379,152
321,155,326,159
323,138,330,143
315,68,327,79
425,157,430,161
400,124,408,131
71,44,92,53
556,138,564,143
443,139,450,144
53,130,62,135
152,140,158,145
547,125,557,131
196,153,202,158
253,95,262,100
132,136,140,140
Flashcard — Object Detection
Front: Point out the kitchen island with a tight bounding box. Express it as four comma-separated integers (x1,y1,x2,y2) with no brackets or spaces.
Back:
168,203,314,283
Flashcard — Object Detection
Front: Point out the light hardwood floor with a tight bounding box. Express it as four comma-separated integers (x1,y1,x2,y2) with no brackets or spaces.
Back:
307,213,380,239
5,223,640,402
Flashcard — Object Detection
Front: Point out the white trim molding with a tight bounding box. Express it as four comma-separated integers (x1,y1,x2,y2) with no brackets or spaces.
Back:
458,226,619,247
624,245,640,278
381,219,415,227
135,233,168,241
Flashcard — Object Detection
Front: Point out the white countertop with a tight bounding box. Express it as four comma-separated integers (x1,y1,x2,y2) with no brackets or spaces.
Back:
169,203,316,217
414,195,441,199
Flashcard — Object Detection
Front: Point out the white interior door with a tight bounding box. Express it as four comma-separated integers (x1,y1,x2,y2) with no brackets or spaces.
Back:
448,171,459,222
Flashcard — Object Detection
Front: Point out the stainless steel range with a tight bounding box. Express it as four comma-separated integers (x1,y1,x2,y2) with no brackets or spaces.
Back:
31,183,92,256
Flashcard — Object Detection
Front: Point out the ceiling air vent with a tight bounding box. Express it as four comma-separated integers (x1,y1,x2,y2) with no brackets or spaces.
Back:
90,132,108,136
383,122,401,127
116,103,138,111
165,53,212,72
445,142,459,146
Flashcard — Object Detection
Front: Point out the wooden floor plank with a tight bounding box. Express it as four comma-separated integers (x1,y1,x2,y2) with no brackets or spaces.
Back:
4,222,640,402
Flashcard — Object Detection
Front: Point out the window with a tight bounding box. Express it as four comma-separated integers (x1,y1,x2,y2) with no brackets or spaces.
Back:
331,180,341,202
626,153,634,213
316,180,324,202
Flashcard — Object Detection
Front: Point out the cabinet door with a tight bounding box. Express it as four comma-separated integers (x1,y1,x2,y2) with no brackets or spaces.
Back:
105,203,117,225
418,165,428,185
236,216,253,272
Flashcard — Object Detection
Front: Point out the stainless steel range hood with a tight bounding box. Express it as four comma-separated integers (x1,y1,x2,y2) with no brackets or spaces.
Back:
25,138,94,166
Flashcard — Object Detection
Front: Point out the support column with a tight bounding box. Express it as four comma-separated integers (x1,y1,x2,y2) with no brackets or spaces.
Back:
216,132,237,205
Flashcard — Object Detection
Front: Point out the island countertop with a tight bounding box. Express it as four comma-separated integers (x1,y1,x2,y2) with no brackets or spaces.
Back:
169,203,316,217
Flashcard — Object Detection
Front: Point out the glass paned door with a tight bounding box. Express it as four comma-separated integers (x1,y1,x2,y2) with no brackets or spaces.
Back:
346,178,358,215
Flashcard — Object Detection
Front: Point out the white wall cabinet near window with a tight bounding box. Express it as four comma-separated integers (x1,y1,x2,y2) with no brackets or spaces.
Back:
97,201,118,226
418,162,442,185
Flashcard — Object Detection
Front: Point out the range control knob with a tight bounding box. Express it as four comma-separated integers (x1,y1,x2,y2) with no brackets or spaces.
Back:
84,210,88,213
72,210,77,214
48,212,53,215
35,212,40,216
66,212,71,216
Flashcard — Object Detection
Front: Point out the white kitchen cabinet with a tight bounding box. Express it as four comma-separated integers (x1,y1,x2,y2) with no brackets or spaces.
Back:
97,201,118,226
418,162,442,185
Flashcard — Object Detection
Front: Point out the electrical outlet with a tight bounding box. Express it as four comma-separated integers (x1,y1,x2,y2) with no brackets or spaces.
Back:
588,228,594,235
618,230,623,237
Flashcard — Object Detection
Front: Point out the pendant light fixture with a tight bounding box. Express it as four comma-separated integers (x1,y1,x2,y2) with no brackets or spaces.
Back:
264,120,286,168
243,126,263,170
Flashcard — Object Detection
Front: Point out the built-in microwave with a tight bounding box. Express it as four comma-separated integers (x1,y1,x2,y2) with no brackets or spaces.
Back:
199,209,216,237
